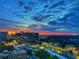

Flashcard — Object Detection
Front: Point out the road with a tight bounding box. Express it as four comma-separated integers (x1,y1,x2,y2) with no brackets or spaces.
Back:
45,49,68,59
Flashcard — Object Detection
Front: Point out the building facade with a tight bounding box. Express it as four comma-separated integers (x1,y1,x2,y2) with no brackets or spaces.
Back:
0,32,8,41
11,32,39,43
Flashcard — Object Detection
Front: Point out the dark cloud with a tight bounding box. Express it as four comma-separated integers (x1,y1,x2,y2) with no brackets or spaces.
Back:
32,14,52,22
39,0,48,4
18,1,24,7
24,5,32,11
44,4,49,9
49,0,64,9
0,18,27,25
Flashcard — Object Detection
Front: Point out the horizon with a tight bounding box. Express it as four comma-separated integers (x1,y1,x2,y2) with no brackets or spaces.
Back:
0,28,78,36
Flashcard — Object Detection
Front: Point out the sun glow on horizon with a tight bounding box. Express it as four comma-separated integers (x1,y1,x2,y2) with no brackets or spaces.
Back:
0,29,78,36
8,32,16,35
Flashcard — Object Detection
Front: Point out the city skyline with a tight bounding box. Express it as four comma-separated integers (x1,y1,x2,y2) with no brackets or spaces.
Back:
0,28,78,36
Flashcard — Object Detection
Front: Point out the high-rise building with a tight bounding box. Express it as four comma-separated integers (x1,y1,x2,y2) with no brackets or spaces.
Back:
11,32,39,43
0,32,8,41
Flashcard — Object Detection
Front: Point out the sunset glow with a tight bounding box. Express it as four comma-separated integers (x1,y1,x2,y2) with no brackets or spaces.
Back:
0,29,78,36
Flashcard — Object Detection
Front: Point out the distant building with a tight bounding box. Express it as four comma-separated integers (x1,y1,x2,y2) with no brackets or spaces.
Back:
11,32,39,43
42,35,79,46
0,32,8,41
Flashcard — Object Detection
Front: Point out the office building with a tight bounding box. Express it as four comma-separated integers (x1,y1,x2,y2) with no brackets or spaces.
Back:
0,32,8,41
11,32,39,43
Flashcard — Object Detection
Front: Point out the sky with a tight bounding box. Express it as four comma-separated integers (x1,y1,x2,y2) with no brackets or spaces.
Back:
0,0,79,33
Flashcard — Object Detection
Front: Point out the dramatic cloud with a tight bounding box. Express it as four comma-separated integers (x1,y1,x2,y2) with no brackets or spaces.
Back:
0,0,79,33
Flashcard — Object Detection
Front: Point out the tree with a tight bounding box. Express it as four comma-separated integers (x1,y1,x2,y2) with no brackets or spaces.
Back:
35,49,50,59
